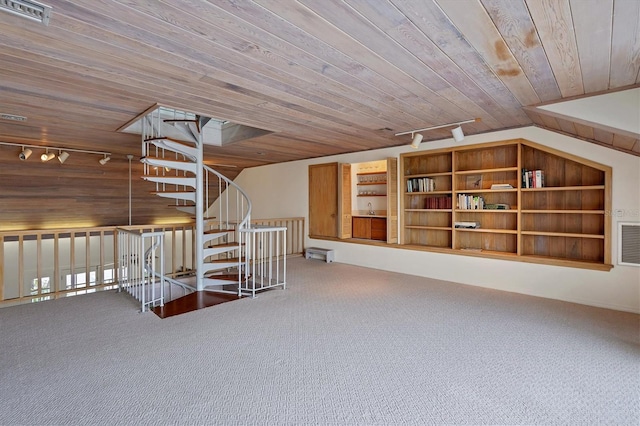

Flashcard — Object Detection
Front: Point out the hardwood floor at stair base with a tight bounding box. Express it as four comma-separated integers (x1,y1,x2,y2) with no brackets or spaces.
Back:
152,291,242,318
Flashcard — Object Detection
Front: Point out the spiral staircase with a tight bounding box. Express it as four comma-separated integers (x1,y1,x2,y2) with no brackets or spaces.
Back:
140,109,252,307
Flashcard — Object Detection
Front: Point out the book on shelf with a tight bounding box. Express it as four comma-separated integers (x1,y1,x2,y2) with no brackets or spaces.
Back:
454,221,481,229
522,168,544,188
490,183,513,190
457,194,484,210
424,196,452,209
407,177,436,193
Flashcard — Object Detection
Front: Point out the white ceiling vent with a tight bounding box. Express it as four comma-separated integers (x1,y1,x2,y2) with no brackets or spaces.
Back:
0,113,27,122
618,222,640,267
0,0,51,25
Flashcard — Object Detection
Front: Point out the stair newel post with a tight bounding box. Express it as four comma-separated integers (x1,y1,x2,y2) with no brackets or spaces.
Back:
195,121,205,292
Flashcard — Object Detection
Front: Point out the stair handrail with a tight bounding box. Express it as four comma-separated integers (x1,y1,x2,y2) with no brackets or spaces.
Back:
203,164,252,230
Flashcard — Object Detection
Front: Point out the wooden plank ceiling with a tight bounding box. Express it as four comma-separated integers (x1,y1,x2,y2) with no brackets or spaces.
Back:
0,0,638,230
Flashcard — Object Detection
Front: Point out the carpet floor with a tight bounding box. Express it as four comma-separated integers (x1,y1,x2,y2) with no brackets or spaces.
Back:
0,257,638,425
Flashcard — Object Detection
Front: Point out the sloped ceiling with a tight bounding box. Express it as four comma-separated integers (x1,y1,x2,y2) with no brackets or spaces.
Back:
0,0,638,228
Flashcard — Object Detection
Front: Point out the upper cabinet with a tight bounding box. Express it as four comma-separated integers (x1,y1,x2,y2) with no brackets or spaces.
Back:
400,139,612,270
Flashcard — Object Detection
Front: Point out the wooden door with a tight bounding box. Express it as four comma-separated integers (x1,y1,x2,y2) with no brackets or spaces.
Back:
309,163,338,238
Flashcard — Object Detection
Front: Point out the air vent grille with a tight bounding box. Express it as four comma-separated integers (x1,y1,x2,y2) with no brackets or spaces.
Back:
0,0,51,25
618,222,640,266
0,113,27,122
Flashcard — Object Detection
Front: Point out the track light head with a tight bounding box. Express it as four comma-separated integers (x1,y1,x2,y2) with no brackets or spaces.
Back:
41,151,55,162
58,151,69,164
19,148,32,161
396,118,480,145
99,155,111,165
451,126,465,142
410,133,423,149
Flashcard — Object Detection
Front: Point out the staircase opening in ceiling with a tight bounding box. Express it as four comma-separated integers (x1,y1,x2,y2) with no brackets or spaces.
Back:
119,106,273,147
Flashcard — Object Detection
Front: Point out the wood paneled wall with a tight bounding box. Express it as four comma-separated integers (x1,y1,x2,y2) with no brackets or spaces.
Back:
0,144,239,231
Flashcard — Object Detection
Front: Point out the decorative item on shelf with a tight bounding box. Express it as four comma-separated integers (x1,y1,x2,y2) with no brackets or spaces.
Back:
484,203,511,210
466,174,483,190
454,221,481,229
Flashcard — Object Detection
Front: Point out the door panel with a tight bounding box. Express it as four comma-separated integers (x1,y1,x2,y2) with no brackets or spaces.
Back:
339,163,352,239
386,157,398,243
309,163,338,238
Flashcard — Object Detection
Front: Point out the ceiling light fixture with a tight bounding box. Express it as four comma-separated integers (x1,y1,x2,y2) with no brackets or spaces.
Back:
451,126,465,143
58,150,69,164
19,147,32,160
40,149,55,162
99,154,111,165
410,133,423,149
396,118,481,148
0,141,111,164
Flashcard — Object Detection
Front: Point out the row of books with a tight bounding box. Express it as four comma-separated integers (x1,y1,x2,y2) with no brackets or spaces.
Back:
457,194,484,210
407,177,436,193
424,196,452,209
522,169,544,188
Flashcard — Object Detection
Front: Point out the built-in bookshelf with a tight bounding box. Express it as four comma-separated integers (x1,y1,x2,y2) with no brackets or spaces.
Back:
399,139,612,270
403,152,453,248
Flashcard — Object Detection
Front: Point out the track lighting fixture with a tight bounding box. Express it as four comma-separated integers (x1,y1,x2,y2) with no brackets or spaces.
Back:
58,151,69,164
0,142,111,165
41,150,55,162
19,147,32,161
396,118,480,148
451,126,465,142
410,133,423,149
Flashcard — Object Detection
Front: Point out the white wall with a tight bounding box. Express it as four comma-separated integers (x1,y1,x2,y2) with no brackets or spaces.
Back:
234,127,640,313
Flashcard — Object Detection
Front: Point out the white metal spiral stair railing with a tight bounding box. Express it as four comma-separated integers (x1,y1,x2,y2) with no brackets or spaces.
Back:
139,109,251,297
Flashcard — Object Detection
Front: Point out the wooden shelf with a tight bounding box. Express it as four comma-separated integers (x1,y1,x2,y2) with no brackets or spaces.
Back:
405,171,452,178
455,228,517,234
455,209,517,213
406,190,452,195
521,209,604,214
399,139,612,269
521,231,605,239
357,182,387,186
406,225,452,230
455,166,519,175
521,185,605,191
357,194,386,197
455,188,517,194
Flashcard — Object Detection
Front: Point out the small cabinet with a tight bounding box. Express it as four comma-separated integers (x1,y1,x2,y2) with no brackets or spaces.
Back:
371,217,387,241
352,217,387,241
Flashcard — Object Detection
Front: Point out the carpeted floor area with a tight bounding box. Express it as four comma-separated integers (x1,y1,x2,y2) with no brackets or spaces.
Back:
1,256,638,425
